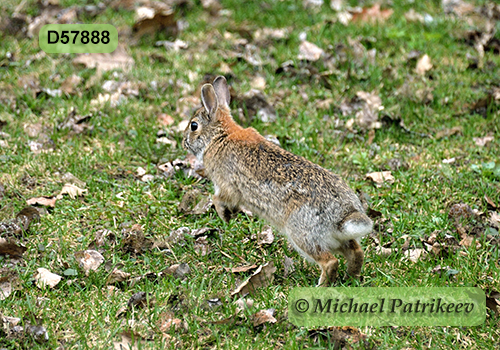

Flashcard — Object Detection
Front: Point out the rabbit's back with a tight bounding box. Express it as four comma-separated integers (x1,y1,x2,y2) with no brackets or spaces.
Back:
204,129,365,231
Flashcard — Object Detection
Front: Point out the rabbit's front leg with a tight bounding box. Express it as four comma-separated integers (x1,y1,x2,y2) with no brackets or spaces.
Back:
213,195,234,222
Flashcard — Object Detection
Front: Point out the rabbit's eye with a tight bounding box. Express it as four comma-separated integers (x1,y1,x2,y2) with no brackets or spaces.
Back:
190,121,198,131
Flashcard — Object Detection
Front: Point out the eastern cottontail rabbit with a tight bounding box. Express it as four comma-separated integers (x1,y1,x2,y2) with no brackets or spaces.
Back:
182,76,372,286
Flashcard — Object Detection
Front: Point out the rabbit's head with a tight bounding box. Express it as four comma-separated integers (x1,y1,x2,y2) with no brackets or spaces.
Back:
182,76,231,161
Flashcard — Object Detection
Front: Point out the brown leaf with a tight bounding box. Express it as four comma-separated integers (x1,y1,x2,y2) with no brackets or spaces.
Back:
158,113,175,126
158,311,186,333
351,4,393,23
34,268,61,289
0,238,27,258
163,263,191,279
231,262,276,296
133,4,178,39
0,268,19,300
241,89,277,123
489,212,500,228
435,126,462,139
252,308,277,327
365,171,394,187
127,291,154,309
354,91,383,130
486,289,500,316
485,195,497,209
73,45,134,75
113,331,145,350
121,225,153,256
60,75,82,94
297,40,325,61
309,326,366,346
257,225,274,245
473,135,494,147
15,206,40,231
404,9,425,23
74,250,105,275
230,264,258,273
415,54,433,75
194,236,211,256
107,267,131,284
404,248,427,263
57,183,87,199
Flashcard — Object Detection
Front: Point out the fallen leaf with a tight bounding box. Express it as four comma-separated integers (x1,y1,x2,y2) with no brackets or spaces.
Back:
374,245,393,256
107,268,131,284
309,326,366,346
241,89,277,123
232,262,276,296
486,289,500,316
404,9,425,23
351,4,393,23
230,264,258,273
490,212,500,228
297,40,325,61
194,236,211,256
257,226,274,245
74,250,105,274
473,135,494,147
415,54,433,75
60,74,82,94
354,91,383,130
158,311,185,332
448,203,475,224
365,171,394,186
127,291,154,309
34,268,62,289
73,45,134,75
0,268,19,300
252,308,277,327
158,113,175,126
163,263,191,279
57,110,93,135
284,256,295,278
191,197,214,215
133,4,178,39
0,238,27,258
485,195,497,209
57,183,87,199
113,331,145,350
15,206,40,231
435,126,462,139
121,225,153,256
404,248,427,263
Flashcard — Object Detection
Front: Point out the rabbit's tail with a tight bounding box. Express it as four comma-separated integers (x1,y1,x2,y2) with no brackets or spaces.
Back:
340,211,372,239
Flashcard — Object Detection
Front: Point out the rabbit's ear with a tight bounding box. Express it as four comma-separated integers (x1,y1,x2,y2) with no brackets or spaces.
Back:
213,76,230,109
201,84,218,118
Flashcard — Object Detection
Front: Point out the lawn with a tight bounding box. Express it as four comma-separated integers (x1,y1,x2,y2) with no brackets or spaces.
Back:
0,0,499,349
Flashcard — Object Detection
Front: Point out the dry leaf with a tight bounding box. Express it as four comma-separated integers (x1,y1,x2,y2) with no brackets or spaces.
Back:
232,262,276,296
404,9,425,23
257,226,274,245
0,268,19,300
74,250,105,274
158,113,174,126
230,264,258,273
158,311,184,332
404,248,427,263
107,267,131,284
365,171,395,186
194,236,211,256
416,54,433,75
297,41,325,61
128,291,154,309
374,245,393,256
242,89,277,123
34,268,62,289
164,263,191,279
113,331,144,350
133,4,177,38
355,91,383,130
473,135,494,147
57,183,87,199
73,45,134,75
489,212,500,228
351,4,393,23
60,74,82,94
252,308,277,327
0,238,27,258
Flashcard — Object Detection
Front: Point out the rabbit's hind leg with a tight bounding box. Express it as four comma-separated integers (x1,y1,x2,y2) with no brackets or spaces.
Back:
338,239,364,279
311,251,339,287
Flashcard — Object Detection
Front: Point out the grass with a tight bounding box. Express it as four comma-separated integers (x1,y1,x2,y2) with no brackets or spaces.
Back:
1,0,499,349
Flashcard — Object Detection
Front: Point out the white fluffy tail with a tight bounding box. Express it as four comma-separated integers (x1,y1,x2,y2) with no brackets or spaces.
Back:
341,212,373,239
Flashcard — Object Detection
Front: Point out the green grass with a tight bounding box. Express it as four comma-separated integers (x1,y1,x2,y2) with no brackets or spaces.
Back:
1,0,499,349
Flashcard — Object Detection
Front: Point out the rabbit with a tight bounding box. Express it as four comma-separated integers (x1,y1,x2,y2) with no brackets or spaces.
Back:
182,76,373,286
